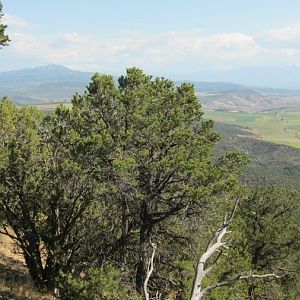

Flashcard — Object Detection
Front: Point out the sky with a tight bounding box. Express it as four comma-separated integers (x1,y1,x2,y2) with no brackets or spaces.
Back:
1,0,300,78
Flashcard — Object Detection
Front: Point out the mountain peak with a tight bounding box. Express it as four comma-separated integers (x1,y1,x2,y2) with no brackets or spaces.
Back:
35,64,70,71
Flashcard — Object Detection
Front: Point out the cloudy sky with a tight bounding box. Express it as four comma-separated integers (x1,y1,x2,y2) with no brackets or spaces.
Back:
1,0,300,78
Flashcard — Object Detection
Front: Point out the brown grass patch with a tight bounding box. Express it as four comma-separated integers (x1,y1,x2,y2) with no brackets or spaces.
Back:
0,232,55,300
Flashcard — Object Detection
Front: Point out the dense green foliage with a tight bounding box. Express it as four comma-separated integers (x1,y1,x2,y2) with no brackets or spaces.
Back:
239,187,300,299
0,98,100,291
207,186,300,300
60,265,141,300
0,69,299,299
0,1,9,47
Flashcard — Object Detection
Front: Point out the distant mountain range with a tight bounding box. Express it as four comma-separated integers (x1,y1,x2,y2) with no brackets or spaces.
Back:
186,65,300,90
0,64,92,87
0,64,300,111
0,64,92,104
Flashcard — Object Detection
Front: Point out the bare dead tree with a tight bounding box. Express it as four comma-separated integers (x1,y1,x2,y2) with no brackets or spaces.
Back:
190,198,283,300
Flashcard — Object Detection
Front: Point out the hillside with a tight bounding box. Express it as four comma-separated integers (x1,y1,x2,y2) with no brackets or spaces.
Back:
0,233,55,299
205,109,300,148
199,89,300,112
213,122,300,190
0,70,299,299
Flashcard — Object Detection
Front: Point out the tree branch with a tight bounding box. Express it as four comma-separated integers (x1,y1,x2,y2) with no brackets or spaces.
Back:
190,196,284,300
143,241,157,300
190,197,240,300
201,273,283,298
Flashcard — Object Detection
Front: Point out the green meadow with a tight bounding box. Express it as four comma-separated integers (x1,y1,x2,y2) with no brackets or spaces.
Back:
205,109,300,149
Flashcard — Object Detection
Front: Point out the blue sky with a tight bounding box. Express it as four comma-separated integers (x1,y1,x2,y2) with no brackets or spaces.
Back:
1,0,300,78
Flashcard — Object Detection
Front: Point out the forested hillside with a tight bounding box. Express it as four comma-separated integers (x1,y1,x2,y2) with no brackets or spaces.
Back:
214,122,300,189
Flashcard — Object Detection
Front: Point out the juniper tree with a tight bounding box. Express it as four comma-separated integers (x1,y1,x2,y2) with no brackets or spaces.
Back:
0,1,9,47
0,99,100,292
70,68,246,294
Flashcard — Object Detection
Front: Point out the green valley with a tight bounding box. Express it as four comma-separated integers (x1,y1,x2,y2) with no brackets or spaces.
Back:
205,109,300,149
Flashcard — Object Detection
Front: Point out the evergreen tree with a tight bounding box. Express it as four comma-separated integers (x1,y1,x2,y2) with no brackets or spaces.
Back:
0,1,9,47
0,99,100,292
70,68,246,295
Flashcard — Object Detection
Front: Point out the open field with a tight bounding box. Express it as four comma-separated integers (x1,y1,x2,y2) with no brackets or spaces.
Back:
205,109,300,149
19,102,73,114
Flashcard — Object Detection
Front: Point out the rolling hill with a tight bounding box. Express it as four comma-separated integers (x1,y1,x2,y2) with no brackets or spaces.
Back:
1,65,300,112
199,89,300,112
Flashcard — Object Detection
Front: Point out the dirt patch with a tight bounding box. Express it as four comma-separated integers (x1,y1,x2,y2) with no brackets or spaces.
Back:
286,111,300,116
0,233,55,300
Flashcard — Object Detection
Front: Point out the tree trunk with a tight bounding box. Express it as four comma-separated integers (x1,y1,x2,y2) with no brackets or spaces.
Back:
43,256,59,293
120,198,129,262
136,225,148,293
248,284,256,300
23,251,44,290
136,201,151,293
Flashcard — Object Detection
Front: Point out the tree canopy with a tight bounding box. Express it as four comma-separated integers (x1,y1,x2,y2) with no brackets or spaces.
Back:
0,69,299,299
0,1,9,47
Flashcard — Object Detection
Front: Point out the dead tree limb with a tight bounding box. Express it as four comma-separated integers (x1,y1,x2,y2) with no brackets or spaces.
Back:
190,197,283,300
143,241,157,300
190,198,239,300
198,273,283,299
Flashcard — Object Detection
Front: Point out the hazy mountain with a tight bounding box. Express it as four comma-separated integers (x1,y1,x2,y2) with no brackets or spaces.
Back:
1,64,300,110
193,66,300,90
0,64,93,87
0,64,93,104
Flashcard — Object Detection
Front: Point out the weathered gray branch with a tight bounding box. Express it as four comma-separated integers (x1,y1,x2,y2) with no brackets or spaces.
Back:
190,197,283,300
199,273,282,299
143,241,157,300
190,198,239,300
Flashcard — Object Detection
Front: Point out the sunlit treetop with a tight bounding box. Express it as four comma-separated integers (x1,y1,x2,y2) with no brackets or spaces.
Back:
0,1,10,47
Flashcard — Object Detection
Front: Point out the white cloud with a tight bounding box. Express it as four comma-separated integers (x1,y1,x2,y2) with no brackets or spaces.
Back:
2,29,264,72
261,24,300,42
10,33,44,53
2,14,34,29
3,17,300,73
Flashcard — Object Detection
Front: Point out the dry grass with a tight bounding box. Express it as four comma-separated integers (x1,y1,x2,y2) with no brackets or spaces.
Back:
0,233,56,300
